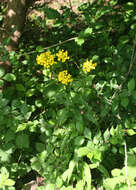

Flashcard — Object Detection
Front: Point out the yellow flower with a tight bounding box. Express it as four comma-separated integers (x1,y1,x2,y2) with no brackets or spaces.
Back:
56,49,69,63
58,70,73,85
83,59,97,73
36,51,57,68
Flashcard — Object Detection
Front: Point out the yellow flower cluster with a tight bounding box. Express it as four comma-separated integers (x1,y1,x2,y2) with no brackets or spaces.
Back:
58,70,73,85
83,59,97,73
56,49,69,63
36,51,57,68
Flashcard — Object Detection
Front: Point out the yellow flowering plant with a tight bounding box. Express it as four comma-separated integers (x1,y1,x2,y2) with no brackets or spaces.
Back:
58,70,73,85
56,49,69,63
36,50,98,86
36,49,73,85
36,51,57,68
82,59,97,73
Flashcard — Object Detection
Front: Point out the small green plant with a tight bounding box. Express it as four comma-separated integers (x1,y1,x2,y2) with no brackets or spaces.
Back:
0,167,15,190
0,0,136,189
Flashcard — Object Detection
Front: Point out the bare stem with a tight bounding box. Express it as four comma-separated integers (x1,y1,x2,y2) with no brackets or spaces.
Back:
124,142,131,190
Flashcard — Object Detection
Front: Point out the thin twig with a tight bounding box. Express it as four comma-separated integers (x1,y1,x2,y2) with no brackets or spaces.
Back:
18,29,111,56
124,142,131,190
19,37,77,56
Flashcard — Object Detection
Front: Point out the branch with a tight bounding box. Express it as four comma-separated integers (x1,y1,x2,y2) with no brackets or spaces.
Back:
124,142,131,190
19,36,77,56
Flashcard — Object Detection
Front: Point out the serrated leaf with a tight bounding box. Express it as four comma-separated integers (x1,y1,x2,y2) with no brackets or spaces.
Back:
3,73,16,81
128,78,135,92
104,129,110,141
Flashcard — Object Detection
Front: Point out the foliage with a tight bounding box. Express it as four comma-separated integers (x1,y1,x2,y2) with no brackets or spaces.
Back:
0,0,136,189
0,167,15,190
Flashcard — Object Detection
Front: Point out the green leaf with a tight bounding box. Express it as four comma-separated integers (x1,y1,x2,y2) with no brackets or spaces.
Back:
1,167,9,178
58,108,69,125
83,163,91,190
84,128,92,140
16,84,25,92
56,177,63,188
127,129,136,136
45,8,60,19
0,79,4,87
121,97,129,108
31,160,41,171
36,46,44,53
76,180,84,190
3,73,16,81
104,177,120,190
132,91,136,99
68,160,76,182
74,136,84,146
16,134,29,148
0,67,5,77
104,129,110,141
76,120,84,134
119,35,129,45
128,78,135,92
35,143,45,152
111,168,121,177
77,147,90,157
75,37,85,46
0,149,11,162
92,55,99,62
45,184,55,190
62,160,76,183
26,89,36,97
5,179,15,186
5,130,15,143
16,123,27,132
35,99,43,108
84,27,93,37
